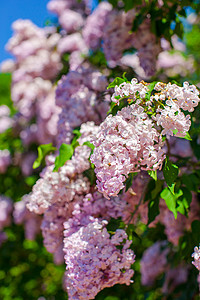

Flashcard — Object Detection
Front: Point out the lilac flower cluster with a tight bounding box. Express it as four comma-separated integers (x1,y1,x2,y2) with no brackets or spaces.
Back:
140,241,169,286
192,246,200,273
0,105,13,134
0,196,13,245
1,20,62,146
63,219,135,299
91,103,165,198
83,2,112,51
56,67,109,146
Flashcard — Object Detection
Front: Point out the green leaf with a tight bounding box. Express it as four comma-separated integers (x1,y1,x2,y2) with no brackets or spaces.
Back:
160,187,177,218
83,141,95,152
123,0,134,12
83,168,96,185
163,157,179,188
148,196,160,225
125,172,138,192
33,144,56,169
72,129,82,138
151,180,163,199
172,129,192,140
122,72,128,82
179,186,192,210
71,129,81,149
53,144,74,172
181,173,200,192
147,180,163,224
107,77,125,89
160,187,183,219
148,170,157,181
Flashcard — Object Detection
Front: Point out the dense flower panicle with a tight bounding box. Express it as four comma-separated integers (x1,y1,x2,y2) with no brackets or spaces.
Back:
83,2,112,50
6,20,62,80
103,9,136,67
192,246,200,271
4,19,62,147
154,99,191,137
64,191,129,239
140,241,169,286
63,219,135,300
57,33,88,55
13,196,41,240
27,120,99,214
56,68,109,146
0,105,13,134
192,245,200,291
0,150,11,174
0,59,16,73
47,0,89,21
12,79,61,145
111,78,148,105
26,146,91,214
41,201,74,264
59,9,84,33
155,81,200,112
91,104,165,198
157,51,195,78
132,19,161,76
0,196,13,230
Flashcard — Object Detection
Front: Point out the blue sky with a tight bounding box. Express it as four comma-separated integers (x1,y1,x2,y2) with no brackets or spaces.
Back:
0,0,52,63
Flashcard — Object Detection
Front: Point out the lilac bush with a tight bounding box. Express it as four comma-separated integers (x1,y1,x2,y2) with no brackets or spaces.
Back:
0,0,200,299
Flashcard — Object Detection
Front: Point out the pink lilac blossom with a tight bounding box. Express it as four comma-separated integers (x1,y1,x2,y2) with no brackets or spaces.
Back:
154,81,200,113
63,219,135,300
59,9,84,33
47,0,90,21
41,201,74,264
57,33,88,54
56,67,109,146
91,104,165,198
157,51,195,78
102,9,136,67
0,105,13,134
111,78,148,105
83,2,112,50
13,195,41,240
26,145,91,214
140,241,169,286
0,59,16,73
192,246,200,290
102,11,161,75
27,121,98,215
119,54,147,80
132,19,161,77
64,191,129,239
0,150,11,174
154,99,191,137
192,246,200,271
6,20,62,80
0,196,13,230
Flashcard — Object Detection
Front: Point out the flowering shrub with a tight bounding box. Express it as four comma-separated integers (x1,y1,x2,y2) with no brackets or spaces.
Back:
1,0,200,299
